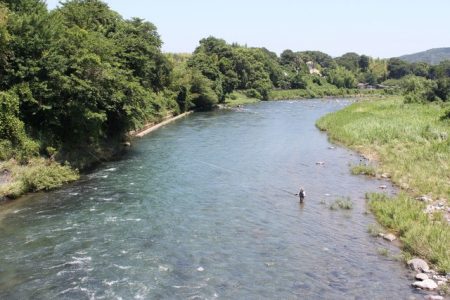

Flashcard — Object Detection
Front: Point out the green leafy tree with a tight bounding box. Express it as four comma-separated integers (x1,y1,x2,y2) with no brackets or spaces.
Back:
326,66,357,88
387,58,411,79
358,55,370,71
335,52,360,72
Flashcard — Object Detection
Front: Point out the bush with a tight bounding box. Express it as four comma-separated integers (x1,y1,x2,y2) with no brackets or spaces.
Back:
351,164,376,176
21,159,79,192
330,197,353,210
0,90,39,162
244,88,262,99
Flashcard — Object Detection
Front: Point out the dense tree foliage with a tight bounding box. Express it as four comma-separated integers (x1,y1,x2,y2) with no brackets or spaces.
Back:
0,0,448,169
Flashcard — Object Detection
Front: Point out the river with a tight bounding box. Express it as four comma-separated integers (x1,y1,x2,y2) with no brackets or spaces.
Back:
0,100,424,299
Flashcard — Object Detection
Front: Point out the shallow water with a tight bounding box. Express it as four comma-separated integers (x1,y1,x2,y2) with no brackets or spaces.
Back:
0,100,424,299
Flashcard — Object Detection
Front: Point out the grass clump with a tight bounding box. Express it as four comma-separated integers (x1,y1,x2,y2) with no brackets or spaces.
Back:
367,192,450,273
367,223,383,237
329,197,353,210
351,164,376,176
377,248,390,257
0,158,79,199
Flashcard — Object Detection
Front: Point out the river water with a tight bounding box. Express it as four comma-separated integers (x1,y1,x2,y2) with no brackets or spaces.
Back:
0,100,424,299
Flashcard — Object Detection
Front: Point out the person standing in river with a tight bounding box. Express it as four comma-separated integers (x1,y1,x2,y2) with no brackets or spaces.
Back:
297,187,305,203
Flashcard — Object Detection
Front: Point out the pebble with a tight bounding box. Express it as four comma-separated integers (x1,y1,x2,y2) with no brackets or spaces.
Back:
408,258,430,273
412,278,438,290
415,273,429,281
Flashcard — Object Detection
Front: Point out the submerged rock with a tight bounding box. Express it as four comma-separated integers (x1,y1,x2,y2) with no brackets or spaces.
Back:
412,278,438,290
408,258,430,272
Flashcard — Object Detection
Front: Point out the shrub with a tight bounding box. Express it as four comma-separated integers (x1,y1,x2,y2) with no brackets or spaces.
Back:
330,197,353,210
351,164,376,176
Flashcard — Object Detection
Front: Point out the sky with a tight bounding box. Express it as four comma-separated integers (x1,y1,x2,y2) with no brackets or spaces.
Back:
45,0,450,58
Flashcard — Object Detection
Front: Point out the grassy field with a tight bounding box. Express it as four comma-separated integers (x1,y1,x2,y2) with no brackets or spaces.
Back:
316,96,450,273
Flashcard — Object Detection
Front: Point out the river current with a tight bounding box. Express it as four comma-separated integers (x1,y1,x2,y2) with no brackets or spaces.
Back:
0,100,424,299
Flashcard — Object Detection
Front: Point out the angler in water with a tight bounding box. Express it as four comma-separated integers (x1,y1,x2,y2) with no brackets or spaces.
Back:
296,187,306,203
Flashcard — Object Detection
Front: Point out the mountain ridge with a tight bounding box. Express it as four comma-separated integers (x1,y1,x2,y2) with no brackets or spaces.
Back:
398,47,450,65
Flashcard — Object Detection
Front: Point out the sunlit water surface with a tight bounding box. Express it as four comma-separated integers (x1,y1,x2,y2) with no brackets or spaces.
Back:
0,100,424,299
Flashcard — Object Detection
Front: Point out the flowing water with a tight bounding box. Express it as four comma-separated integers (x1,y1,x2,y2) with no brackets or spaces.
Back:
0,100,424,299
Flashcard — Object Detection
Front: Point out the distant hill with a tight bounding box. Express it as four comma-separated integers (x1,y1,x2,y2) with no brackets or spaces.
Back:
398,48,450,65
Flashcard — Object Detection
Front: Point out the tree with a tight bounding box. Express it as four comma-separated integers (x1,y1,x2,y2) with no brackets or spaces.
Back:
358,55,370,72
387,58,411,79
326,66,357,88
335,52,360,72
189,70,218,110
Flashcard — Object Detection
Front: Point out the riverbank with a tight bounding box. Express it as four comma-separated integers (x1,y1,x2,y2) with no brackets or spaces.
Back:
316,96,450,274
269,87,382,100
0,112,194,202
129,111,193,138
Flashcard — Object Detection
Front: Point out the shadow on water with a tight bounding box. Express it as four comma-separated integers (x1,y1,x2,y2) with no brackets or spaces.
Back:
0,99,425,299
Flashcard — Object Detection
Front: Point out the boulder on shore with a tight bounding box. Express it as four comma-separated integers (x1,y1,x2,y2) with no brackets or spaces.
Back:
408,258,430,272
415,273,429,281
412,278,438,290
382,233,396,242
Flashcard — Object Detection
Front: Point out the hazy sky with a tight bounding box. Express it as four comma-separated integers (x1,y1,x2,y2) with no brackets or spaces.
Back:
45,0,450,58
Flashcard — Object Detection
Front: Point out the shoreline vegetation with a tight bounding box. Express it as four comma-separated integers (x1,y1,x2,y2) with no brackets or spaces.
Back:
316,96,450,273
0,111,193,201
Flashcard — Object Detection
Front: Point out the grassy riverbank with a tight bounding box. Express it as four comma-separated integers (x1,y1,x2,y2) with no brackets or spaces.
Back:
316,96,450,272
269,87,382,100
0,158,79,200
224,91,260,107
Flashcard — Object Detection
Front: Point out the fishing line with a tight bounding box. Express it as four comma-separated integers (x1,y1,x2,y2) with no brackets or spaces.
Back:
192,159,298,197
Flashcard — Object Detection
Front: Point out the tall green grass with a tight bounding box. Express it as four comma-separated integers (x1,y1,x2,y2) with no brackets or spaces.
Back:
367,193,450,272
317,96,450,272
316,97,450,199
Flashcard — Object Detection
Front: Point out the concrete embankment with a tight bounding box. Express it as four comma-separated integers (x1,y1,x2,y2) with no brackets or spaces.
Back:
130,111,193,138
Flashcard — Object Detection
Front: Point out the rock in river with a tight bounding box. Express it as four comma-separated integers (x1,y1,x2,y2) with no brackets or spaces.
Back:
412,278,438,290
382,233,396,242
415,273,428,281
408,258,430,272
